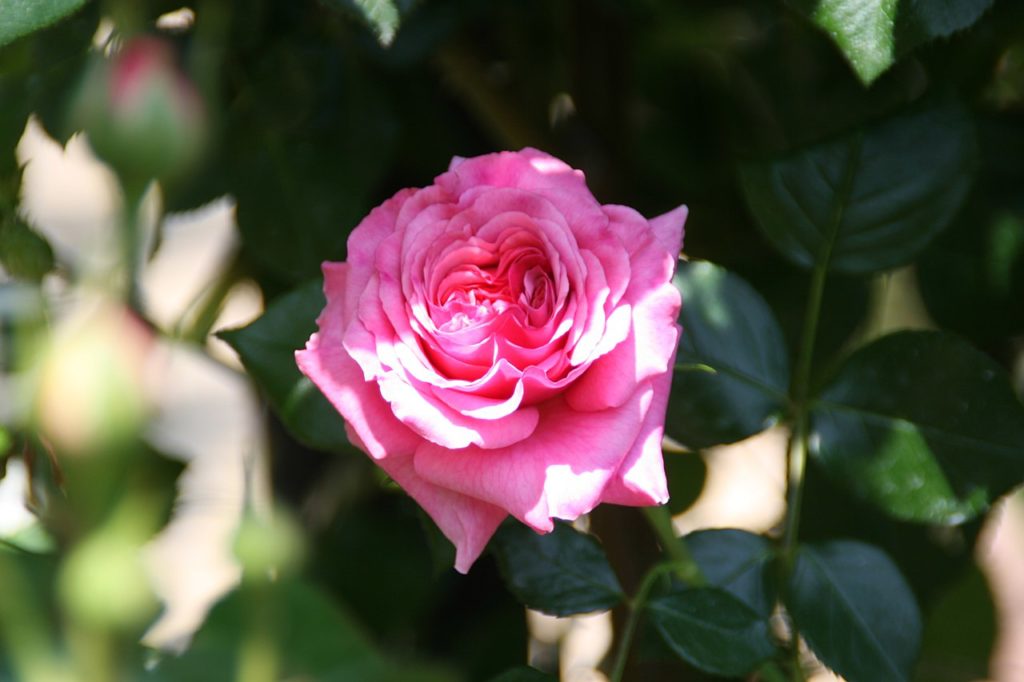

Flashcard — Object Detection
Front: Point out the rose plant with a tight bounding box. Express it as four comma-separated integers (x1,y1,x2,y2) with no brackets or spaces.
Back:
297,148,686,571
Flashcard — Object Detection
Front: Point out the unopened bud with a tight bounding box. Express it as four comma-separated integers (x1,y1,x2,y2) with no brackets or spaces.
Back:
71,36,206,181
34,300,150,455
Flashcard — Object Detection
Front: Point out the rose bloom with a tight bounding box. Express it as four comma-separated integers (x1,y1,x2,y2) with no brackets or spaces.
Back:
297,149,686,572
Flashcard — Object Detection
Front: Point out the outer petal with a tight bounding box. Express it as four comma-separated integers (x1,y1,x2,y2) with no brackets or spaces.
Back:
344,188,416,318
296,264,420,459
566,211,682,412
598,337,678,506
440,149,609,231
649,204,688,257
373,449,507,573
413,384,653,532
378,370,540,450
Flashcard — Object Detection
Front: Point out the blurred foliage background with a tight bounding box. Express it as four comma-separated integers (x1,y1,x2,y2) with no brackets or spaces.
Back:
1,0,1024,681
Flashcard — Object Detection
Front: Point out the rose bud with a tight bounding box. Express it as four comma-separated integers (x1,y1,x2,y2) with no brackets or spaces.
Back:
34,299,150,456
297,149,687,572
71,36,206,182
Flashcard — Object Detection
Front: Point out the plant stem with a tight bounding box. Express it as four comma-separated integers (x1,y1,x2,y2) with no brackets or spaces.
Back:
0,554,69,682
641,505,703,585
607,507,708,681
608,560,686,682
779,229,833,681
782,227,831,566
119,180,149,314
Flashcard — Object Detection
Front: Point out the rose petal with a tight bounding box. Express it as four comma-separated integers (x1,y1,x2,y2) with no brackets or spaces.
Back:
344,189,416,318
413,383,653,532
296,267,420,459
378,370,540,449
373,448,507,573
598,351,676,506
565,207,684,412
649,204,688,257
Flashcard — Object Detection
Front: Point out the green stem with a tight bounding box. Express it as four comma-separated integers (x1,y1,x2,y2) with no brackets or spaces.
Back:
607,507,706,681
119,180,149,313
236,584,278,682
781,413,809,567
778,142,853,677
0,554,68,682
608,560,688,682
641,505,703,585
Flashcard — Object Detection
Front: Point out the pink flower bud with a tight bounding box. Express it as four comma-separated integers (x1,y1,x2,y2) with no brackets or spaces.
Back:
72,36,207,181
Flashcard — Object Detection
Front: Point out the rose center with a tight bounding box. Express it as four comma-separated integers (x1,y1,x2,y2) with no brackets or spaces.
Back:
431,242,555,333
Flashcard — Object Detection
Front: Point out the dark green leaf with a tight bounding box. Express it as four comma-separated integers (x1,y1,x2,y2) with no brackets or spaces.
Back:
486,667,556,682
916,565,995,681
218,280,351,452
918,202,1024,341
667,260,789,449
809,331,1024,523
224,33,398,287
786,540,921,682
491,522,623,616
0,217,54,282
685,529,775,617
664,452,707,515
740,100,975,274
0,0,88,47
0,5,95,157
788,0,995,84
648,587,776,677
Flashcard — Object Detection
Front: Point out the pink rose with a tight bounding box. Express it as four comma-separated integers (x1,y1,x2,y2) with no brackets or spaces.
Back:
296,149,686,572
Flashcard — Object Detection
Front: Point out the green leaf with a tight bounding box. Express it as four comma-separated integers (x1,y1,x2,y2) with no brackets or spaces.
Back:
916,564,996,681
218,281,351,452
648,587,776,677
147,579,459,682
491,522,623,617
0,0,88,47
739,100,975,274
786,540,922,682
918,207,1024,341
685,529,775,617
486,667,556,682
667,260,789,449
353,0,400,46
223,37,398,286
788,0,995,84
0,217,55,282
321,0,400,46
809,331,1024,524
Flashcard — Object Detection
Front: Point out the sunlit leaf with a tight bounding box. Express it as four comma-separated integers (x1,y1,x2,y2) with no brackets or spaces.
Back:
809,331,1024,524
788,0,996,84
667,260,789,449
0,0,88,47
320,0,401,46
